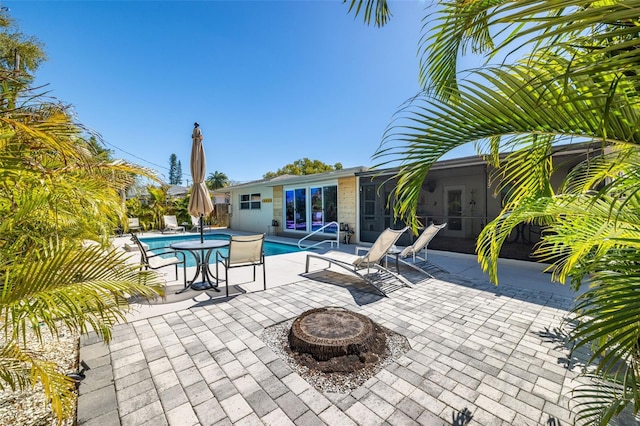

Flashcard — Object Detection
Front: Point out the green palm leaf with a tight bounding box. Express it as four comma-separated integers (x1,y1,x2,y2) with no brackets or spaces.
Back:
1,242,163,344
351,1,640,422
0,341,77,421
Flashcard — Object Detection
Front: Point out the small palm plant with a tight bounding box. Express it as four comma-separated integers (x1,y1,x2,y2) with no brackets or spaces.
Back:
0,68,164,421
346,0,640,423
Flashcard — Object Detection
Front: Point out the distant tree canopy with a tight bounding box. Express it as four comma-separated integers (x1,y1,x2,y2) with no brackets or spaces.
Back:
263,158,343,179
206,171,229,190
0,12,45,81
168,154,182,185
86,136,114,161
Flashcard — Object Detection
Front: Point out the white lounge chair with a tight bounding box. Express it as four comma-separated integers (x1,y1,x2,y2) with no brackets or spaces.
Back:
398,223,447,275
127,217,143,234
162,215,185,233
191,215,203,232
305,227,410,296
400,223,447,262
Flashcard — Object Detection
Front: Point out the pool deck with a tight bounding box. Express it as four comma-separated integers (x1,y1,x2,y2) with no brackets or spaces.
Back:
76,231,620,425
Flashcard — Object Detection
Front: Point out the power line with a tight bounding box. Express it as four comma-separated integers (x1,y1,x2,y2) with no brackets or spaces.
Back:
101,139,197,183
102,139,170,172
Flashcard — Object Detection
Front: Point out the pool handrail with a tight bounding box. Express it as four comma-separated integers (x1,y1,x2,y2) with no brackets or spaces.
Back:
298,221,340,250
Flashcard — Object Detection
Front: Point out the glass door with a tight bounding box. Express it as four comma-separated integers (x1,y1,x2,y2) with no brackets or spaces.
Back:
285,185,337,233
285,189,307,231
445,186,465,236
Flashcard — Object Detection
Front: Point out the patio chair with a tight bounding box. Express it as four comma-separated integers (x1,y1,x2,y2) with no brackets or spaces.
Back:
305,227,410,296
163,215,185,233
128,217,143,234
397,223,448,276
131,234,187,288
401,223,447,262
215,233,266,297
191,215,202,232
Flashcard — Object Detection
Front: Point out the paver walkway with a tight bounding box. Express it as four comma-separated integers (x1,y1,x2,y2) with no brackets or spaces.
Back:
77,262,592,425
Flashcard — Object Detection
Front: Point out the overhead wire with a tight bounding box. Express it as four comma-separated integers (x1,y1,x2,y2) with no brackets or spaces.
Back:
101,139,170,172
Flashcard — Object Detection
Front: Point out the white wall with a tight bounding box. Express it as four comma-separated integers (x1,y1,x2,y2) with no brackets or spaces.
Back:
229,184,274,234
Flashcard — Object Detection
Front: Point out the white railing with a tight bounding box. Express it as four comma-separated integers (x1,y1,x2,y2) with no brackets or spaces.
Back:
298,221,340,250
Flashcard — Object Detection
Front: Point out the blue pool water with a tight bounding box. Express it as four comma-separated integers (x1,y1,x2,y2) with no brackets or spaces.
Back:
140,233,304,268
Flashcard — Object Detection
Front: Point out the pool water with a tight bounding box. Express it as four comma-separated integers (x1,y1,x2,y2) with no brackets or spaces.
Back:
140,233,305,268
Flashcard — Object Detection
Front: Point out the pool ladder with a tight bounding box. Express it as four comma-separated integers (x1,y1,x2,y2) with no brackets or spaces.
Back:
298,221,340,250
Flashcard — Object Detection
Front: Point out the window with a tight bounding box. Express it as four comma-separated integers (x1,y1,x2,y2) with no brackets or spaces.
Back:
362,185,376,220
311,187,323,231
240,193,261,210
285,185,337,232
323,186,338,233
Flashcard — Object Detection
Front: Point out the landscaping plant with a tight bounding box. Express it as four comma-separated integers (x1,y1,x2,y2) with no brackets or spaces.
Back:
0,10,164,423
347,0,640,423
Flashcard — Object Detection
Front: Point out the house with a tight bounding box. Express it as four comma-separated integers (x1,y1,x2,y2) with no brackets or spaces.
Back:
224,144,605,250
224,167,367,242
167,185,189,198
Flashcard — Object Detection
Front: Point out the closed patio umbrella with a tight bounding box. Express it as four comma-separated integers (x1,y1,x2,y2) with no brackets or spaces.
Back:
184,122,217,292
188,122,214,244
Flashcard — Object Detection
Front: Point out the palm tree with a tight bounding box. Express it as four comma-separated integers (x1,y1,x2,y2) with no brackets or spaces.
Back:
146,184,170,230
206,170,229,190
0,69,164,421
347,0,640,423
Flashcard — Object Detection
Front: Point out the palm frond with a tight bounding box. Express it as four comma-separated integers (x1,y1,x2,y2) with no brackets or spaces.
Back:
419,0,503,98
419,0,640,99
343,0,392,27
0,341,77,421
572,375,638,426
374,58,640,225
0,241,164,344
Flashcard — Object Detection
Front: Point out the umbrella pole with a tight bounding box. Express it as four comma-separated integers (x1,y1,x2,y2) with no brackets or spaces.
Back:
200,213,204,243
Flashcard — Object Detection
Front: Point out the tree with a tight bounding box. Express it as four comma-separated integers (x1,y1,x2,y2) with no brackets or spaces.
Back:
87,135,114,161
263,158,343,179
0,9,164,422
0,9,46,113
206,170,229,190
146,184,170,229
0,11,45,80
168,153,182,185
347,0,640,423
0,81,165,422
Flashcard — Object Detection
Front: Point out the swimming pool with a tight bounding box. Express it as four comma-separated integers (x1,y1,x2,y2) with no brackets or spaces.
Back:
140,233,305,268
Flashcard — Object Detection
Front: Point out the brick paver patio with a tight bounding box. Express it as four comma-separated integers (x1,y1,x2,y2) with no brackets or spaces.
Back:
77,263,593,426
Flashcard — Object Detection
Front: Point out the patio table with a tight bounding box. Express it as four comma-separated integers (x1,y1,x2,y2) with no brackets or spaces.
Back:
385,246,402,272
170,240,229,292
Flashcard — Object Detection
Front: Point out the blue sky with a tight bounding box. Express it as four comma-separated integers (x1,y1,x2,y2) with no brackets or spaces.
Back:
7,1,474,184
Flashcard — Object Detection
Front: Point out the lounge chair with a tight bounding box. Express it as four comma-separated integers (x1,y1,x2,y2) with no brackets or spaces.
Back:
163,215,185,233
128,217,143,234
191,215,202,232
131,234,187,288
305,227,410,296
216,234,266,297
398,223,447,275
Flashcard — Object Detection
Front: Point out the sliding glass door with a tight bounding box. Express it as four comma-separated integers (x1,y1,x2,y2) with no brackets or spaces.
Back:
285,185,337,233
285,189,307,230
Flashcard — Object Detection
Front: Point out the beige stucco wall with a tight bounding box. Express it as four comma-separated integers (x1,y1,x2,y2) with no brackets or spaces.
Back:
272,186,283,232
338,176,358,243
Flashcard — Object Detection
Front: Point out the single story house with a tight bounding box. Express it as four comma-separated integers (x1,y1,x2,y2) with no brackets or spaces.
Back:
224,144,606,249
224,167,367,243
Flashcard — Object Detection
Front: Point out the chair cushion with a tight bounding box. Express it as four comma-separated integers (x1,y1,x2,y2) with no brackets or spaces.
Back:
148,254,180,268
124,242,149,252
